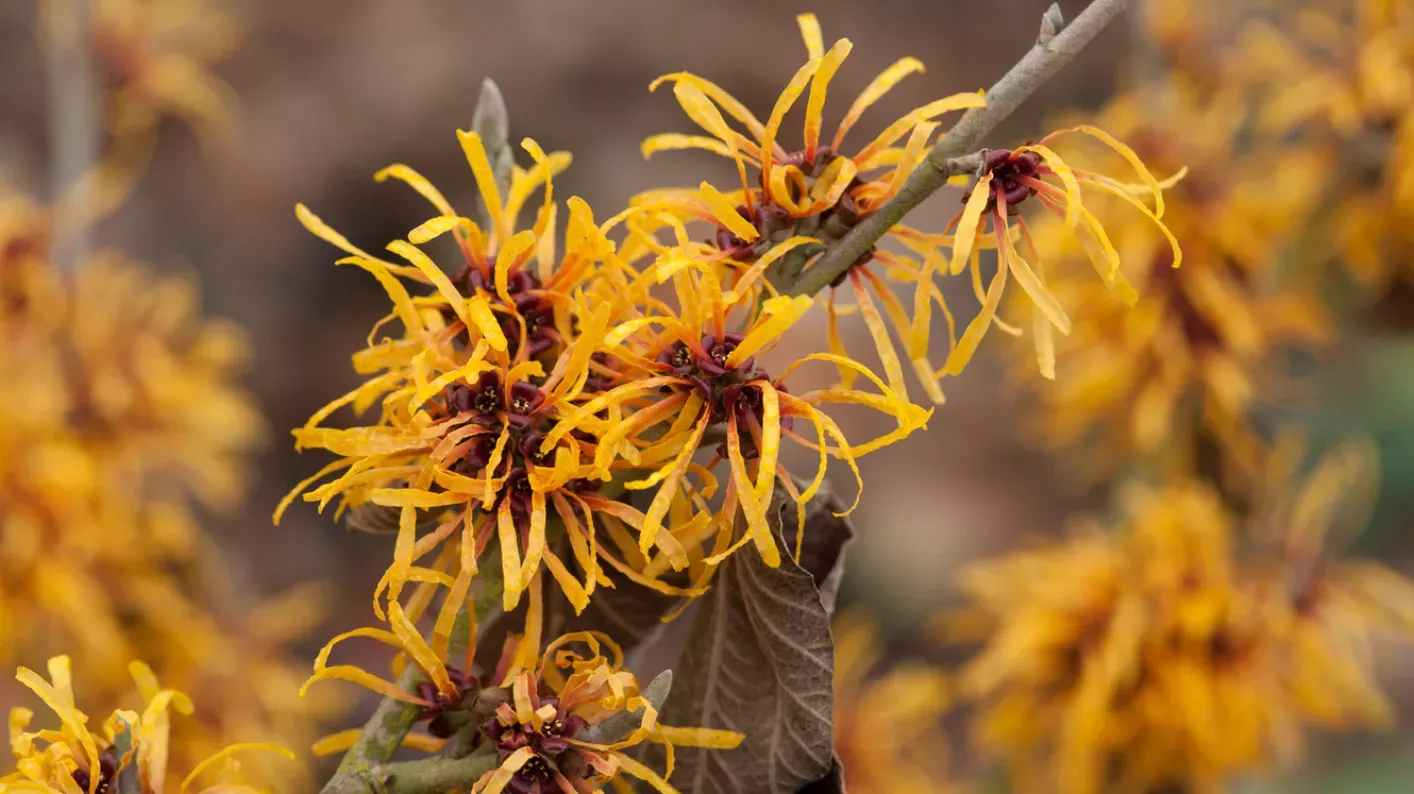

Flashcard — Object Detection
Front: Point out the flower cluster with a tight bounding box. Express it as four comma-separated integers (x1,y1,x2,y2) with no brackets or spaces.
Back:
637,14,1177,404
832,612,953,794
954,447,1414,794
1234,0,1414,292
3,655,292,794
474,632,740,794
0,226,252,674
280,12,1187,793
0,205,332,788
282,121,938,787
1008,86,1331,481
280,124,931,621
305,592,742,793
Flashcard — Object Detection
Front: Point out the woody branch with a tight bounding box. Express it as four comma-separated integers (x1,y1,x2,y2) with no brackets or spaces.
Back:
789,0,1131,297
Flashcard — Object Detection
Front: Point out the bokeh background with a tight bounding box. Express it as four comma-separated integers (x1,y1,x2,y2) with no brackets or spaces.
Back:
2,0,1412,791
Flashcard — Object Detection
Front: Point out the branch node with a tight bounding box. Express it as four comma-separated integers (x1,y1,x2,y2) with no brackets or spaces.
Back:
358,766,392,794
1039,3,1066,47
958,152,986,180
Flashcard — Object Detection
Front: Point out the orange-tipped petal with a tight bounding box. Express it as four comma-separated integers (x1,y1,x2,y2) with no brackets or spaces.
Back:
803,39,853,163
832,56,927,151
456,129,509,245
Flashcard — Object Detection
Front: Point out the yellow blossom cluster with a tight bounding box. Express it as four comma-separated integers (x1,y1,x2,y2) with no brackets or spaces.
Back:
281,125,930,619
639,15,1176,404
276,11,1184,794
0,194,333,789
1236,0,1414,290
281,124,926,791
4,655,293,794
955,447,1414,794
3,1,340,790
946,2,1414,792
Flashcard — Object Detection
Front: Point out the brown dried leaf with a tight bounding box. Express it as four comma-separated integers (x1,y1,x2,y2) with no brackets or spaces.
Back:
657,481,854,794
794,756,846,794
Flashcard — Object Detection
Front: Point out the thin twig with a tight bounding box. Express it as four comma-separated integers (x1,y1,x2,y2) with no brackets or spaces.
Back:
319,664,428,794
377,750,499,794
789,0,1131,297
319,564,506,793
44,0,99,273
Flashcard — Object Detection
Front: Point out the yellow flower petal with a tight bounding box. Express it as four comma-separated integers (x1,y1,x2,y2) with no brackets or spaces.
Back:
833,56,927,151
949,173,994,275
456,129,509,245
944,258,1007,376
374,164,457,217
803,39,853,161
797,13,824,60
181,744,294,794
699,181,758,242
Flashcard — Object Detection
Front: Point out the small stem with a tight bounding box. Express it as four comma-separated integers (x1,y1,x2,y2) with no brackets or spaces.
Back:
111,717,140,794
379,750,499,794
769,242,825,290
318,664,426,794
789,0,1131,297
43,0,99,274
320,560,506,793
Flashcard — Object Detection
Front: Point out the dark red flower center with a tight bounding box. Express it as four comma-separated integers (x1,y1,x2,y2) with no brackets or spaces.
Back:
441,264,559,358
484,700,592,791
414,667,479,738
979,148,1044,214
656,333,793,458
710,148,865,269
70,751,118,794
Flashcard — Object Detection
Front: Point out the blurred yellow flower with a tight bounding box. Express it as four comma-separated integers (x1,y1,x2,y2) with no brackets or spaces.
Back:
0,191,49,327
832,612,953,794
1012,86,1331,482
0,202,324,788
4,655,293,794
954,446,1414,794
1233,0,1414,289
1247,439,1414,734
89,0,245,140
1,249,261,678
